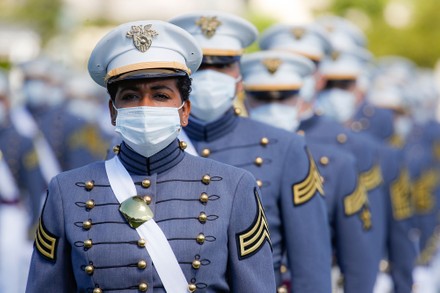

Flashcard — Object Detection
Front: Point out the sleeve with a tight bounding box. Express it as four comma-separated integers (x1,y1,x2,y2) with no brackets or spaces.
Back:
26,176,77,292
384,151,417,293
19,140,47,227
334,155,378,293
280,137,332,293
228,171,277,292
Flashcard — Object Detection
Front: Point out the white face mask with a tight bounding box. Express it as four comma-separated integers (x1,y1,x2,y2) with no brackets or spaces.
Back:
190,69,238,123
250,103,300,132
394,116,413,141
316,88,357,123
114,103,184,158
0,102,6,125
300,76,316,102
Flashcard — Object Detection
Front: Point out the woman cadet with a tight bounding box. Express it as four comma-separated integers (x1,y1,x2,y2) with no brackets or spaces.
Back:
26,20,276,292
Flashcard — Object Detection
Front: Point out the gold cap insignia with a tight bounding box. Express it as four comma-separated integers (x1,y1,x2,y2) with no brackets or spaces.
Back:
291,27,305,40
196,16,222,39
331,50,341,61
262,58,282,74
126,24,159,53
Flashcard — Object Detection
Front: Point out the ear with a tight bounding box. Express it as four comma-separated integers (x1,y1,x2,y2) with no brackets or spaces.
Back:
109,99,117,126
179,100,191,127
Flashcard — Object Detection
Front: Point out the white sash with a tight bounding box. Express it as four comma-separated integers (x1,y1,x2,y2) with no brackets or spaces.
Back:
178,130,199,157
105,156,188,293
0,150,20,201
10,107,62,184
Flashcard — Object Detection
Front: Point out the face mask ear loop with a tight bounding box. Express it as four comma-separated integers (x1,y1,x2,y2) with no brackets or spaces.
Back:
177,101,186,110
112,102,119,112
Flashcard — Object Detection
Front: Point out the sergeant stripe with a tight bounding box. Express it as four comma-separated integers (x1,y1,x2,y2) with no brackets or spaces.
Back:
237,188,271,260
292,150,324,205
360,163,383,191
412,169,437,214
35,218,58,262
344,179,368,216
390,169,413,220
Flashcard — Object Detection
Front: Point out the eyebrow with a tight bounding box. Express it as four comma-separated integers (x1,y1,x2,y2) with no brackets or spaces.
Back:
150,84,175,92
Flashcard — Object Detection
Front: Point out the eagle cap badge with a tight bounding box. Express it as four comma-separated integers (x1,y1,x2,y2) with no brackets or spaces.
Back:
126,24,159,53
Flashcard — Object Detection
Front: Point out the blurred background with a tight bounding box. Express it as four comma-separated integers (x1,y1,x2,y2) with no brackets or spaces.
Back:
1,0,440,71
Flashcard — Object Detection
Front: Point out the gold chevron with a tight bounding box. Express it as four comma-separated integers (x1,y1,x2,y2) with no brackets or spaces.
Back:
390,168,413,220
344,179,368,216
35,218,58,261
412,169,437,214
238,188,271,259
360,163,383,191
293,150,324,205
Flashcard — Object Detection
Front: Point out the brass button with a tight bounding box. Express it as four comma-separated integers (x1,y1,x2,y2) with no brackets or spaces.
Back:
296,130,305,136
192,259,201,269
198,212,207,223
137,239,146,247
260,137,269,146
351,121,362,132
234,107,242,116
143,195,152,205
319,156,329,166
188,283,197,292
363,105,375,117
85,200,95,209
84,239,93,248
85,181,94,191
379,259,390,272
196,233,205,244
85,265,94,275
112,145,120,154
201,175,211,185
139,282,148,292
277,285,288,293
138,260,147,269
179,141,187,150
141,179,151,188
337,133,347,144
82,220,92,230
256,180,263,188
280,264,287,274
201,148,210,157
254,157,263,166
199,193,209,203
93,288,102,293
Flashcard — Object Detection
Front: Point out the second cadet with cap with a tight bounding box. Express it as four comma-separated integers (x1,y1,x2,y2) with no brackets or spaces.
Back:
170,11,332,293
0,70,46,293
26,19,276,292
241,49,378,293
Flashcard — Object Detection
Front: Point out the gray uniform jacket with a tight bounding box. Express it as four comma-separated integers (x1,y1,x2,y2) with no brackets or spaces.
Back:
26,140,276,292
185,108,332,293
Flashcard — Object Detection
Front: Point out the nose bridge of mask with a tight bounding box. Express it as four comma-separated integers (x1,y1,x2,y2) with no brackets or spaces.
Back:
113,101,185,112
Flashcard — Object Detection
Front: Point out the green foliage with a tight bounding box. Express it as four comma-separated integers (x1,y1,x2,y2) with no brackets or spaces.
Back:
12,0,62,45
244,12,278,53
328,0,440,67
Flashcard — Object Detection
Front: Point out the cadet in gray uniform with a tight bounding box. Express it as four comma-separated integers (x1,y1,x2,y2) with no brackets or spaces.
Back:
170,11,332,293
241,50,378,293
26,20,276,292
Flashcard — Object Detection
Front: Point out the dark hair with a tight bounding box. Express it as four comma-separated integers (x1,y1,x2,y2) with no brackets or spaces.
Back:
107,75,192,102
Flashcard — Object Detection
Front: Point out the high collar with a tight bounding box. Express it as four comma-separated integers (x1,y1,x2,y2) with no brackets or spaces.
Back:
298,113,321,132
118,139,185,176
185,108,239,142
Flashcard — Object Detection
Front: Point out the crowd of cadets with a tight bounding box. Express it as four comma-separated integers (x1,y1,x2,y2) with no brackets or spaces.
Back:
1,11,440,293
